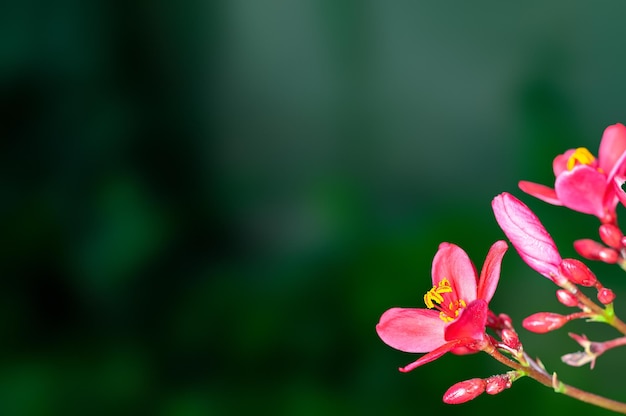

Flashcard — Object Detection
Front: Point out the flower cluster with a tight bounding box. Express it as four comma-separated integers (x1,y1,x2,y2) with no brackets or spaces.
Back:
376,123,626,412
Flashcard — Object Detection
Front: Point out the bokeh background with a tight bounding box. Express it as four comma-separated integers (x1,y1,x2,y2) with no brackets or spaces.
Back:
2,1,626,415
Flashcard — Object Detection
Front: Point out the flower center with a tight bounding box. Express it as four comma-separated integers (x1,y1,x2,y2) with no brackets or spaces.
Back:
566,147,596,170
423,278,467,323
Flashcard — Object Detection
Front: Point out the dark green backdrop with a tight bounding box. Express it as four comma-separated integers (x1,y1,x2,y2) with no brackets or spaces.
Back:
1,1,626,415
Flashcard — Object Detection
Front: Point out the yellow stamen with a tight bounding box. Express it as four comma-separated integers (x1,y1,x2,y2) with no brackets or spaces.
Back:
423,279,467,322
439,312,454,322
439,299,467,322
566,147,596,170
423,278,453,308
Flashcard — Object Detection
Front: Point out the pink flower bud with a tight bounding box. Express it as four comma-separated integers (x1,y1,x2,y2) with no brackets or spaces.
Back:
443,378,486,404
522,312,568,333
501,328,521,350
574,239,605,259
557,258,597,286
598,248,619,264
574,239,619,263
556,289,578,307
599,224,624,249
492,193,564,283
597,288,616,304
485,375,512,395
498,313,513,328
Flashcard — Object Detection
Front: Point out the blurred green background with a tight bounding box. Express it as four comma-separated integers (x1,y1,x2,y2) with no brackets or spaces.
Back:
2,1,626,415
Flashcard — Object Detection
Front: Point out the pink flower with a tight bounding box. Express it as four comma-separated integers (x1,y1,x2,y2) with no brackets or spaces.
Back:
519,123,626,223
492,192,564,283
376,241,508,372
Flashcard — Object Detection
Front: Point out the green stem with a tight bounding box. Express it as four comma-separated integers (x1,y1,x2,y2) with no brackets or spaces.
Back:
485,344,626,414
561,281,626,334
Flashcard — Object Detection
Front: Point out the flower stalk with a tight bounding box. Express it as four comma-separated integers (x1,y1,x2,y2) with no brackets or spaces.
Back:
376,123,626,413
485,345,626,414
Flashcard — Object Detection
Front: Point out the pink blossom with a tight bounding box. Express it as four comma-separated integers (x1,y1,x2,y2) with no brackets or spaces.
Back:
557,259,597,287
492,192,564,283
598,223,623,249
519,123,626,223
556,289,579,307
522,312,569,333
443,378,486,404
573,239,619,264
485,374,513,395
376,241,508,372
597,288,616,305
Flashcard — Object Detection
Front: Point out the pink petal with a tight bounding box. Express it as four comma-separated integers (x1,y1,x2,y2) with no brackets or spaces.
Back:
444,299,488,343
599,123,626,176
431,243,477,304
398,338,475,373
477,240,508,303
554,166,607,218
614,176,626,207
492,193,562,280
553,151,575,177
518,181,562,206
376,307,445,353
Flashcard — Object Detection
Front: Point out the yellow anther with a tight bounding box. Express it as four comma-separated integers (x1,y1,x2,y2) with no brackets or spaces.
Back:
566,147,596,170
436,278,453,293
423,290,436,308
423,278,453,309
435,299,468,323
439,312,454,322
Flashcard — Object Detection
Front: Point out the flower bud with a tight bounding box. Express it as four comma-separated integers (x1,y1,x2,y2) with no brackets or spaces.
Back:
501,328,521,350
485,374,512,395
597,288,616,304
522,312,568,333
556,289,578,307
574,239,606,260
599,224,624,249
498,313,513,328
557,259,597,287
443,378,486,404
492,193,564,283
598,248,619,264
574,239,619,263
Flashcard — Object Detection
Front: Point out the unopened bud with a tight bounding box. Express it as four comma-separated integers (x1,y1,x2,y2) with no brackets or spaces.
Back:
501,328,521,350
573,239,619,264
556,289,578,307
498,313,513,328
597,288,616,304
443,378,486,404
522,312,568,333
558,259,597,286
485,374,512,395
599,224,624,249
598,248,619,264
